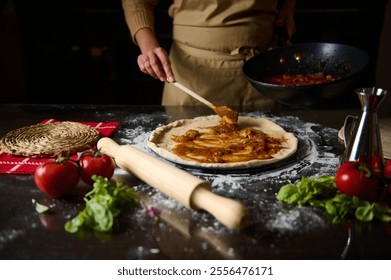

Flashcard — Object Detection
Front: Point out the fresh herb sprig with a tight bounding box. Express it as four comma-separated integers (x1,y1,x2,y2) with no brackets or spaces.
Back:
65,175,139,234
276,176,391,223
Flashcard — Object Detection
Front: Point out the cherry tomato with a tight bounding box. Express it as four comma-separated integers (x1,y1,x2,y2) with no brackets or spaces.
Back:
384,159,391,179
34,158,80,197
79,150,115,185
335,161,379,201
370,153,384,178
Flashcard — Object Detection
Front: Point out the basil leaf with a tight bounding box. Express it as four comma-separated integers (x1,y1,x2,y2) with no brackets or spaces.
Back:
276,176,391,224
65,175,139,234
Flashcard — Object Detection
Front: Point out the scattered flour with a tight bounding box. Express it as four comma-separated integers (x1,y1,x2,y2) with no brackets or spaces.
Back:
113,111,342,235
0,229,25,249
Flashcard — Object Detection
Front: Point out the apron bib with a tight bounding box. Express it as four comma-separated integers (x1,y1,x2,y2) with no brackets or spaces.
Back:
162,0,278,107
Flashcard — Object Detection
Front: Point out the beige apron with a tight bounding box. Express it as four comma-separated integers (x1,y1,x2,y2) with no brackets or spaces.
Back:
162,0,279,108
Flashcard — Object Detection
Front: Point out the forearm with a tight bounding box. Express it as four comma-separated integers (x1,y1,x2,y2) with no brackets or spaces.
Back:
122,0,158,44
278,0,296,21
122,0,174,83
134,27,161,53
277,0,296,38
279,0,296,12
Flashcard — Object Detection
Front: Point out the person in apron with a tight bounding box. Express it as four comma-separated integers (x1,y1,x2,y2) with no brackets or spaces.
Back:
122,0,296,108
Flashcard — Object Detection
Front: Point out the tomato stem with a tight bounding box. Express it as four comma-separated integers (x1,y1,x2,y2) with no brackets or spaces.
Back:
358,164,372,178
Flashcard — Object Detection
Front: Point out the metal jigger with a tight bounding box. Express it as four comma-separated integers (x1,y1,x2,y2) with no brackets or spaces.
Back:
343,87,388,164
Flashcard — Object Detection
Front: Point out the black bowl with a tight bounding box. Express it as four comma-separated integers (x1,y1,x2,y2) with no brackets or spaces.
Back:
242,43,370,107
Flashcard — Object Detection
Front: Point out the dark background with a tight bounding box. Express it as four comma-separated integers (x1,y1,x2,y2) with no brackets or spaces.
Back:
0,0,390,107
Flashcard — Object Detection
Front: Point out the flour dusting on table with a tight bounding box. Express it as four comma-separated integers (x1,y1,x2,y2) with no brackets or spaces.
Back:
113,111,342,252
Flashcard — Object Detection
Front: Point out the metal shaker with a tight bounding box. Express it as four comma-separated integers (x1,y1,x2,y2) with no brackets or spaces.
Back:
343,87,388,164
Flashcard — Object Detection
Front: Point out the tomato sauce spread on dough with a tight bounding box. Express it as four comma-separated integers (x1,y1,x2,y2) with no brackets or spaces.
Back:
170,109,286,164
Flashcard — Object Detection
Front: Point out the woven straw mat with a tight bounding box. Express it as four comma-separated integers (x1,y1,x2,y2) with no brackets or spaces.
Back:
0,121,100,158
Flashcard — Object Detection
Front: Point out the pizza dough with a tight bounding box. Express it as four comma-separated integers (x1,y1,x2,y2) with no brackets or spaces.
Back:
148,115,298,169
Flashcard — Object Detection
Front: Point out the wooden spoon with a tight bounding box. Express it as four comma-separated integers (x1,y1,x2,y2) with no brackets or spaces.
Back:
172,82,238,121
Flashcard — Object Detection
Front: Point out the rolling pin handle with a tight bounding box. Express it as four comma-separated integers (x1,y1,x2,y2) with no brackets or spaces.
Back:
97,137,120,158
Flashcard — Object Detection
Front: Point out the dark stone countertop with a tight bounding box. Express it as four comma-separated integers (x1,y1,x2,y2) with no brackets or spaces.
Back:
0,103,390,260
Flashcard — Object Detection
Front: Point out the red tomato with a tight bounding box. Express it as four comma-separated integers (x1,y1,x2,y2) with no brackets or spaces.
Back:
384,159,391,179
79,150,115,185
370,153,384,178
34,158,80,197
335,161,379,201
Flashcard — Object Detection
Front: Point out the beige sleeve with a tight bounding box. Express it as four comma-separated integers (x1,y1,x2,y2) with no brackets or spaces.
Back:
121,0,159,44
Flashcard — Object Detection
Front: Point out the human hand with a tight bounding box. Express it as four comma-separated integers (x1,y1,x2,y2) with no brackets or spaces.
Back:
138,47,175,83
276,0,296,39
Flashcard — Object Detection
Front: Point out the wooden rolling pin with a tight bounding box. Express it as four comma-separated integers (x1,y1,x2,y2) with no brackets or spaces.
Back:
97,137,249,229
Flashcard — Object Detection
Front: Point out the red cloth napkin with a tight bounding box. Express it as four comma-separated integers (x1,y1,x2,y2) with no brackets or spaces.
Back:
0,119,120,175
